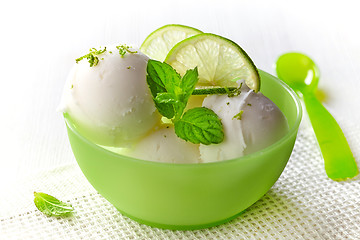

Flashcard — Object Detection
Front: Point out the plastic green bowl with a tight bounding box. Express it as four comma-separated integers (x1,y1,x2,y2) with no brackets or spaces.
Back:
65,70,302,230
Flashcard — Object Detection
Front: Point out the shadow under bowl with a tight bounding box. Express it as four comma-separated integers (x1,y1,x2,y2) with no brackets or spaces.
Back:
64,70,302,230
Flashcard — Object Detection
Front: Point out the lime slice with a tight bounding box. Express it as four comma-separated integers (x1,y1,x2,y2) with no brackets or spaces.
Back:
165,33,260,92
140,24,203,61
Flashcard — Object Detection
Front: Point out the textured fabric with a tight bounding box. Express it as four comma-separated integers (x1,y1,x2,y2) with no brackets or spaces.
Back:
1,118,360,239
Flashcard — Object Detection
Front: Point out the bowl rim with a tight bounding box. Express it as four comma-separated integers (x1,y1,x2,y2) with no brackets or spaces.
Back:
64,70,302,168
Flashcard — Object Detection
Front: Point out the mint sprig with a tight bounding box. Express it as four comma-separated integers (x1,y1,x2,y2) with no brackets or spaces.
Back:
146,60,224,145
34,192,74,217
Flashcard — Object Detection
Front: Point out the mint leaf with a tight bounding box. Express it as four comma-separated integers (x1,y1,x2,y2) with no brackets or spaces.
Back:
147,59,181,92
174,107,224,145
146,73,175,119
146,60,182,119
174,67,199,119
34,192,74,217
180,67,198,101
146,60,198,120
155,92,179,104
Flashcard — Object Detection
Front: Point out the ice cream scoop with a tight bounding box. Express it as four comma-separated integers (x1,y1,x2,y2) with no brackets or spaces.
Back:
200,84,288,162
120,124,200,164
58,46,160,147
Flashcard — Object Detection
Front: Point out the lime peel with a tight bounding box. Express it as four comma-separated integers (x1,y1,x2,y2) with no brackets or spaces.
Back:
165,33,260,92
140,24,203,62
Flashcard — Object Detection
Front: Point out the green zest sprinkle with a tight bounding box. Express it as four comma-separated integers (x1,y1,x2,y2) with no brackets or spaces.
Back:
247,103,252,106
75,47,107,67
227,82,243,97
116,44,138,57
233,110,244,120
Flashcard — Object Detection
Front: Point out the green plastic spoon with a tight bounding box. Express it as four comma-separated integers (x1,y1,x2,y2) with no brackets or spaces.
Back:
276,52,358,180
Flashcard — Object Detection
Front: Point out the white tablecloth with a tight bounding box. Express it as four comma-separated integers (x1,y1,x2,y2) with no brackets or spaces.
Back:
1,0,359,239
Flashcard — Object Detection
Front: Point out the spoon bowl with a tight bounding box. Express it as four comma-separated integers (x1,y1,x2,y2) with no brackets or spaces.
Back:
276,52,319,93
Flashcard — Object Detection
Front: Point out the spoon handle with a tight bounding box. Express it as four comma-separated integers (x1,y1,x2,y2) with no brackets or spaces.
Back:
303,93,358,180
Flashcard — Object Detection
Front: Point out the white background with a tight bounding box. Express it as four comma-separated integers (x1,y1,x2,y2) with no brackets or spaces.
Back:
0,0,359,186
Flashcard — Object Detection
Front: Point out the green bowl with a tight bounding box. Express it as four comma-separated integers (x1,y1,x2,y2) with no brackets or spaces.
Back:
65,70,302,230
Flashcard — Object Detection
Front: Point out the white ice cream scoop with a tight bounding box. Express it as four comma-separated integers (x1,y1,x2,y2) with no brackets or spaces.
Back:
200,84,288,162
120,124,200,164
58,46,160,147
